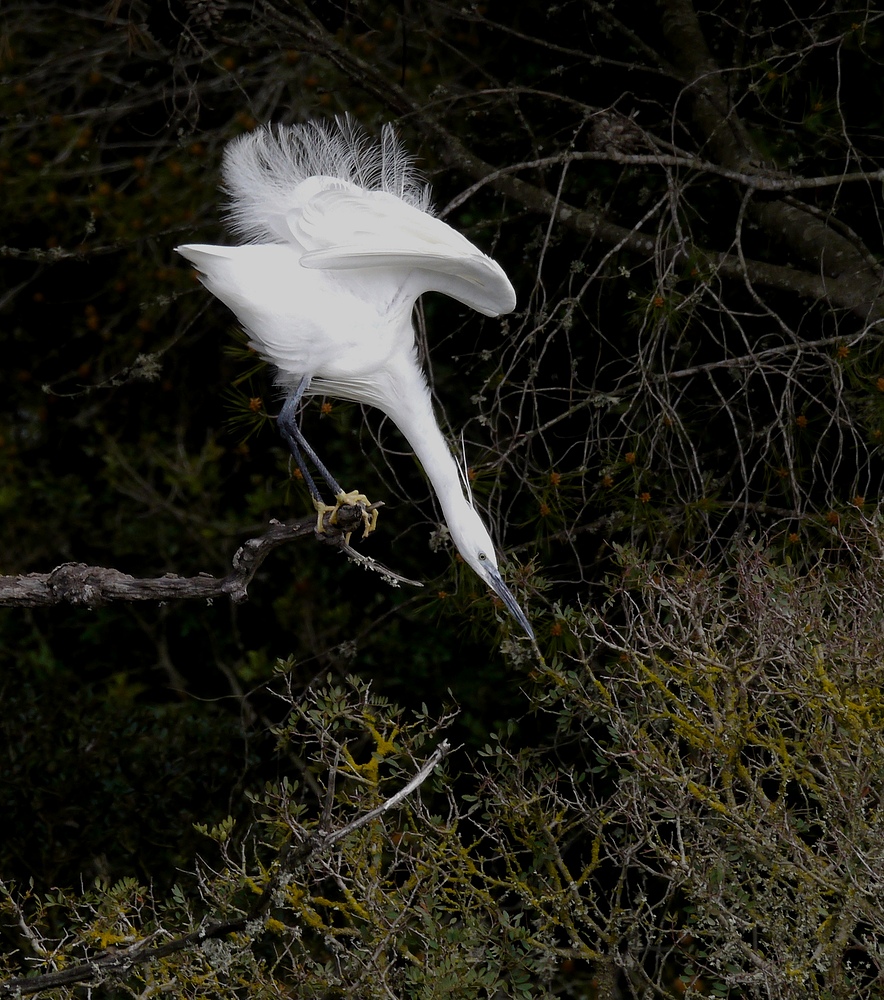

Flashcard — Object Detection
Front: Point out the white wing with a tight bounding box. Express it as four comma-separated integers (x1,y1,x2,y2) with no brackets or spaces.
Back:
288,188,516,317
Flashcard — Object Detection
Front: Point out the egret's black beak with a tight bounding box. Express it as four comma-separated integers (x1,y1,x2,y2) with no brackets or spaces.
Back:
486,567,534,641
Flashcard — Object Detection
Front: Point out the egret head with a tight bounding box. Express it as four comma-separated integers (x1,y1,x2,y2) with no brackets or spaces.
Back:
448,505,534,641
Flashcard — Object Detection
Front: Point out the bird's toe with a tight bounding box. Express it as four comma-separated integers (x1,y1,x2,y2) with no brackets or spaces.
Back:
331,490,380,539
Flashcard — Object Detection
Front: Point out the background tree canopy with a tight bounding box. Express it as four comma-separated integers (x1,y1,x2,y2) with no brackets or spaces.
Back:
2,1,884,997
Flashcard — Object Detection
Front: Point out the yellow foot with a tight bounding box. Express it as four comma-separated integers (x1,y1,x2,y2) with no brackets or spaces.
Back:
331,490,379,542
313,491,379,543
312,497,339,535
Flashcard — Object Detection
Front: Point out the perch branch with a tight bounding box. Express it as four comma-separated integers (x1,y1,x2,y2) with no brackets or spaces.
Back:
0,501,419,608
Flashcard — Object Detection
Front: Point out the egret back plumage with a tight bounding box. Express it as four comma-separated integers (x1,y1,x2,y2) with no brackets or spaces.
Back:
177,116,532,639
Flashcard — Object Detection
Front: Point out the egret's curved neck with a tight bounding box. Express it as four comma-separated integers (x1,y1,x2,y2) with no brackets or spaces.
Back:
375,350,472,528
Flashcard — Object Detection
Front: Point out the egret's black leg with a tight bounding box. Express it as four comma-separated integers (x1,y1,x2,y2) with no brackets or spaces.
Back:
277,377,343,499
276,378,378,539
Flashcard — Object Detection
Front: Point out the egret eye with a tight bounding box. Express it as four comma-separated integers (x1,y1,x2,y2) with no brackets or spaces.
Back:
478,551,487,561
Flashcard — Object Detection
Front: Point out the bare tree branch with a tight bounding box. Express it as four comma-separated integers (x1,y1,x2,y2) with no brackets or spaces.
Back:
0,501,414,608
659,0,884,320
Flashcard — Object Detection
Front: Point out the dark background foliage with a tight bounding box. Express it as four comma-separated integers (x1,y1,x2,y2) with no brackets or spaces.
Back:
2,1,884,996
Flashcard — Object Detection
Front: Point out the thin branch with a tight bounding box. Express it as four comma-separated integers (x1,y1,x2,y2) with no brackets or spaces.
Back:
442,151,884,214
251,740,452,920
323,739,451,848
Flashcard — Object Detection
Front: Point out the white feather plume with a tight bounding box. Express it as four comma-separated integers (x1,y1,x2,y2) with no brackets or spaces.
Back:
222,114,432,244
455,432,476,508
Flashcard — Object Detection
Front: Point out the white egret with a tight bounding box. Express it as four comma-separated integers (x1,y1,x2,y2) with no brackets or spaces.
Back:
176,116,533,639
